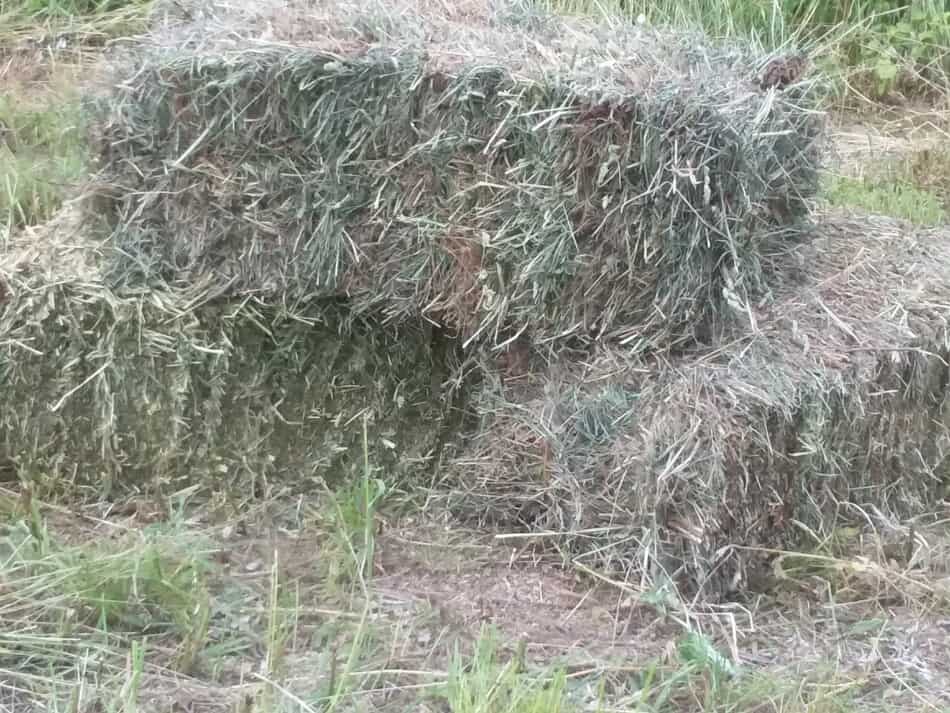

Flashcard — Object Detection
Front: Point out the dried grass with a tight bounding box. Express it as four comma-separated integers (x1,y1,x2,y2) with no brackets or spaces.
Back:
87,0,825,354
5,0,947,608
436,210,950,599
0,225,462,492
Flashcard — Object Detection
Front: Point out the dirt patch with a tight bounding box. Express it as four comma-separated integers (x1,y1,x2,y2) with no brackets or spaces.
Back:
374,532,678,664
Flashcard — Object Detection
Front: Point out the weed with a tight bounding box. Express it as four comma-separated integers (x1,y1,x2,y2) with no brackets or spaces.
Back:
308,417,388,597
255,554,299,711
112,638,146,713
823,172,947,224
840,5,950,100
436,625,573,713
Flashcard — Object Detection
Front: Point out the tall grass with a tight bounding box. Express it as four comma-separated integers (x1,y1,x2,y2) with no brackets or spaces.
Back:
0,0,152,47
540,0,944,43
539,0,793,45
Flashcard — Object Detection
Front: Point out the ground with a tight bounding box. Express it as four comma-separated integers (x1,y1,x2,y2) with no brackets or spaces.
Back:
3,482,950,711
3,3,950,712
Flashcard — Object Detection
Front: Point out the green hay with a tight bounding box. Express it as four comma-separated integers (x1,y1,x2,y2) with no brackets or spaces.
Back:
88,0,825,355
0,238,461,493
436,210,950,599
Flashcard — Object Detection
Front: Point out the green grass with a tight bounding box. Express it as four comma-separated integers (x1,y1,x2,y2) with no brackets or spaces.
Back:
823,172,947,225
0,90,86,232
0,0,147,20
429,626,862,713
303,418,388,599
435,627,573,713
1,500,211,638
0,0,948,710
0,0,153,50
0,500,213,710
4,487,941,712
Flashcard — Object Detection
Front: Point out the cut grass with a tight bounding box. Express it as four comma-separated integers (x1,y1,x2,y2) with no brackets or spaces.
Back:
1,2,949,711
5,487,950,711
0,500,213,708
0,496,212,643
89,1,824,358
431,625,864,713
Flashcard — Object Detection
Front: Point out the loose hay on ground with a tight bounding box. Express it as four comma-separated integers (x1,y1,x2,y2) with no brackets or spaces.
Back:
437,210,950,599
89,0,824,354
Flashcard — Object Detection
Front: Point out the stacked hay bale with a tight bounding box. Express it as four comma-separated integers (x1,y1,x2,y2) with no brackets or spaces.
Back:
0,219,461,492
439,211,950,596
5,0,948,600
89,0,823,353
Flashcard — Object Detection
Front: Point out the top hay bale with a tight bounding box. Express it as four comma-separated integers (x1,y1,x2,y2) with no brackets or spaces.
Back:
90,0,824,354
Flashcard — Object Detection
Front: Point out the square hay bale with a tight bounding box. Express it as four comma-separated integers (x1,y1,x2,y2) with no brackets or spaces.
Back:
89,0,824,355
438,211,950,599
0,227,463,492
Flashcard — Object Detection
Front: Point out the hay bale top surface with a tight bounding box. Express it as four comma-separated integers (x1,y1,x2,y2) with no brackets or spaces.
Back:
139,0,787,95
745,212,950,373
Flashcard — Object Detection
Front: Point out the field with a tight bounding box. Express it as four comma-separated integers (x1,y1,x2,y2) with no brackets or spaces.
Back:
2,0,950,711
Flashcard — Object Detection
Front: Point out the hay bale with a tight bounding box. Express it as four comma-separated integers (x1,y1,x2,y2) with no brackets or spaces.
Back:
438,210,950,599
89,0,824,354
0,229,462,492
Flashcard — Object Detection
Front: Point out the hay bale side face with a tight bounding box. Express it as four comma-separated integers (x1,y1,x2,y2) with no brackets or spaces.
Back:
91,0,824,353
439,213,950,598
0,278,458,491
445,347,950,598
